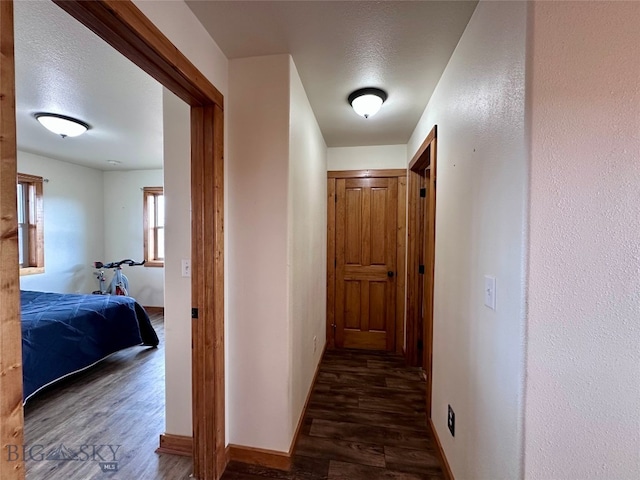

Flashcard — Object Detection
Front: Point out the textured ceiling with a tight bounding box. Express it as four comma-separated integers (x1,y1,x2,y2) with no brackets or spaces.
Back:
14,0,163,171
186,0,478,147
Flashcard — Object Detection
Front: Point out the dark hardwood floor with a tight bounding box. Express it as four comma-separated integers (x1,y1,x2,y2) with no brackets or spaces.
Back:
223,349,444,480
24,312,193,480
24,317,442,480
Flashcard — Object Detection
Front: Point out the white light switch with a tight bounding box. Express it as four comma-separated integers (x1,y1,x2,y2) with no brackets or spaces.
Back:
182,259,191,278
484,275,496,310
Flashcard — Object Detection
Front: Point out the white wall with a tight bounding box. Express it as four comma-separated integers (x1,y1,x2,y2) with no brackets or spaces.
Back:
103,170,164,307
228,54,292,451
134,0,230,440
288,57,327,438
327,144,406,171
407,2,528,479
525,2,640,479
18,151,104,295
162,88,193,437
228,54,327,453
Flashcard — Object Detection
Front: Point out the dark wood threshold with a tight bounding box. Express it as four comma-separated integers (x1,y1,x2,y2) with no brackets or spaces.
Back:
143,306,165,316
229,343,327,471
429,418,455,480
156,433,193,457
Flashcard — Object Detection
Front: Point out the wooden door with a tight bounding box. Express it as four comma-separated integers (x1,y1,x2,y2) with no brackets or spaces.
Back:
335,177,397,350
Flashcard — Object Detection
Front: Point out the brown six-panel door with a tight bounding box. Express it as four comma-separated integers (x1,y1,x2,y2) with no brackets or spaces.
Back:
335,177,397,350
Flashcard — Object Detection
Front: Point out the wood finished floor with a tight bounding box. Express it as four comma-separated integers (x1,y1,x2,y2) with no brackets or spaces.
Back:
24,318,442,480
222,349,444,480
24,313,193,480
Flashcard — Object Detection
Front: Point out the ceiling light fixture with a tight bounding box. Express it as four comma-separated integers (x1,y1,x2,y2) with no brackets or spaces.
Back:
348,88,387,119
34,113,90,138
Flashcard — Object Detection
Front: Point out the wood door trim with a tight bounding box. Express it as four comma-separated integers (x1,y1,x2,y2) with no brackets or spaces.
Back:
328,169,406,178
409,125,437,172
396,176,407,354
1,2,225,479
53,1,223,109
406,125,437,421
327,179,337,348
0,3,25,479
334,179,347,348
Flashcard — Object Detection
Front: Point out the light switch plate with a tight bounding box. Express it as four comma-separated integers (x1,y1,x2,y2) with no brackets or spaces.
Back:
182,259,191,278
484,275,496,310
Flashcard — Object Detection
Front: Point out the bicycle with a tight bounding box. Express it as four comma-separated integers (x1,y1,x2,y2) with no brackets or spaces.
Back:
92,259,146,296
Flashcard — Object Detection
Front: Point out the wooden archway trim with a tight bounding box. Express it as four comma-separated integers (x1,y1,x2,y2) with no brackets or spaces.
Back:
0,3,25,480
53,0,223,109
1,1,225,479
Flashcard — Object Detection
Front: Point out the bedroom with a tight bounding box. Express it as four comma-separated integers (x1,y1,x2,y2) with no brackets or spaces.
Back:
13,1,190,477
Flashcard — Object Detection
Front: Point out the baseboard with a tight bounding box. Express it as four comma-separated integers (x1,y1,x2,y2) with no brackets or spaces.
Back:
288,342,327,455
428,418,454,480
229,342,327,471
144,306,164,315
228,444,291,471
156,433,192,457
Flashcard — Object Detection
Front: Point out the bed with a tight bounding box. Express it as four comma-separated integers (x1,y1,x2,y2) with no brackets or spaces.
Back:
21,290,159,402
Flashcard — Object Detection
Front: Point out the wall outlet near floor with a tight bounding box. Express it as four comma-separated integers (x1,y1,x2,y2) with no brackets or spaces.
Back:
313,335,317,353
448,405,455,437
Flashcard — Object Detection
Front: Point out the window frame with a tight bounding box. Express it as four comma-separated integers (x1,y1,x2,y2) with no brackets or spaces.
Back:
17,173,44,276
143,186,164,267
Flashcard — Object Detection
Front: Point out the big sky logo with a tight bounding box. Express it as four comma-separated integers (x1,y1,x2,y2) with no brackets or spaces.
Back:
6,444,121,473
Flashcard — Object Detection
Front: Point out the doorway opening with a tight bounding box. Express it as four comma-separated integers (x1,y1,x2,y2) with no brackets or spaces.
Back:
406,125,437,418
0,2,224,479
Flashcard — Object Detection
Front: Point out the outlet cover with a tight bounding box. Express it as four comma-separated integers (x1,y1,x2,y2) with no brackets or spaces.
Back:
448,405,455,437
484,275,496,310
181,259,191,278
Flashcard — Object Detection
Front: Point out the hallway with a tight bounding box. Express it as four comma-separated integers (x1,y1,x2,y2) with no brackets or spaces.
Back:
223,349,445,479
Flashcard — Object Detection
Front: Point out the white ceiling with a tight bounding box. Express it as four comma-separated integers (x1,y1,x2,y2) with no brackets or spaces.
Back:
186,0,478,147
14,0,163,171
13,1,477,168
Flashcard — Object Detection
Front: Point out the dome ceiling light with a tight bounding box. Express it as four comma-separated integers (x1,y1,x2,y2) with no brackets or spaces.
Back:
35,113,90,138
348,88,387,119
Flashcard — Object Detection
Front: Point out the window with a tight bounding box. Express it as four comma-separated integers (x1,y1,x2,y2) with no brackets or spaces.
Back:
143,187,164,267
17,173,44,275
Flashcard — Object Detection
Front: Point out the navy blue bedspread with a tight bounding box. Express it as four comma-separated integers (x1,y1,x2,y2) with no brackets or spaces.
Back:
21,290,159,401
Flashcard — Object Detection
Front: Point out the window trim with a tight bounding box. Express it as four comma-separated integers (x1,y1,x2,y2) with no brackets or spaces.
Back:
143,186,164,267
17,173,44,276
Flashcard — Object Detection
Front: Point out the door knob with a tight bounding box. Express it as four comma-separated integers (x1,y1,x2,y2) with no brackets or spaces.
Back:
388,271,394,278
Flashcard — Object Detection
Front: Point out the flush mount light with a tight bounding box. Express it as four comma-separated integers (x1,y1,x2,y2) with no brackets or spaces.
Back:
107,160,121,166
34,113,90,138
348,87,388,119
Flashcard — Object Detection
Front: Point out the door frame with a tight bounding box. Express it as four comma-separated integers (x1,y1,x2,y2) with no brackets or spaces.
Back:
327,169,406,353
406,125,437,418
0,2,225,479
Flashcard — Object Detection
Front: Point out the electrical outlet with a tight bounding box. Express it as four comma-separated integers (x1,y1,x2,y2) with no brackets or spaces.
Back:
313,336,317,353
448,405,455,437
484,275,496,310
